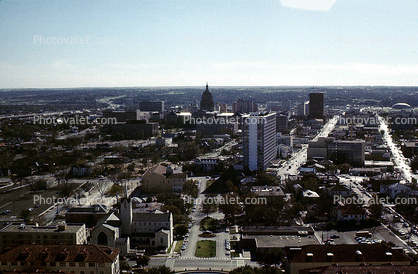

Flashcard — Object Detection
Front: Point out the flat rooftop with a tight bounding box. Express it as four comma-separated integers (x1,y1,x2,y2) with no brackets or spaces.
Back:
246,234,320,248
1,223,84,233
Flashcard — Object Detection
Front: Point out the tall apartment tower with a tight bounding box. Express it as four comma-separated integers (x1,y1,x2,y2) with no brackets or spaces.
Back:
242,113,277,171
309,93,324,119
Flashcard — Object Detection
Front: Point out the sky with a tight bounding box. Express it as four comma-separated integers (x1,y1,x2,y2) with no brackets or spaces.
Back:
1,0,418,88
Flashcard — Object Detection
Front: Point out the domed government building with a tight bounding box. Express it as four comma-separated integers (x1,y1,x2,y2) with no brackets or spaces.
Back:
200,83,214,111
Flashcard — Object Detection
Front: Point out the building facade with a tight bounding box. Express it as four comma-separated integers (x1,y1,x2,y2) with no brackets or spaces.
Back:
0,244,120,274
141,165,187,193
200,84,214,111
309,93,324,119
120,199,173,250
0,222,87,253
232,99,258,113
242,113,277,171
139,101,165,112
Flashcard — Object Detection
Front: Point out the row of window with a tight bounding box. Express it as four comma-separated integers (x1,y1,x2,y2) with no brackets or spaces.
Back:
0,262,105,268
2,234,74,239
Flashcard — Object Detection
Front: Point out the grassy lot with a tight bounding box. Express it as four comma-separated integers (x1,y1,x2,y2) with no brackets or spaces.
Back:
195,240,216,257
174,240,183,253
200,217,217,231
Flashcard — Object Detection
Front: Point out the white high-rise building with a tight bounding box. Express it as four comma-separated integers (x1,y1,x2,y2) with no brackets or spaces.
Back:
242,113,277,171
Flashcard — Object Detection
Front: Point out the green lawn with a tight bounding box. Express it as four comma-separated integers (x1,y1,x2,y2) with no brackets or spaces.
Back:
195,240,216,257
200,217,217,231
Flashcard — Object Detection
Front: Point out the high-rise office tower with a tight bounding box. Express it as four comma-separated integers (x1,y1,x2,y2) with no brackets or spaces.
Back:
200,83,215,111
309,93,324,119
232,99,258,113
276,113,289,132
242,113,277,171
139,101,165,112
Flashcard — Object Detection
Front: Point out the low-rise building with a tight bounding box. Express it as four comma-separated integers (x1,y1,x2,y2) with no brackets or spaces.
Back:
327,184,352,198
0,244,120,274
333,205,367,222
284,244,411,274
0,222,86,253
65,204,109,228
141,165,187,193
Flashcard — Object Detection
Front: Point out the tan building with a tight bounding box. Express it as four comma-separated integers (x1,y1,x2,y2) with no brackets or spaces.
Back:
141,165,187,193
0,244,120,274
0,222,86,253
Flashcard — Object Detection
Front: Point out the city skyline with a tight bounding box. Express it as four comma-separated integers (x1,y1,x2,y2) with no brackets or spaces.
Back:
1,0,418,88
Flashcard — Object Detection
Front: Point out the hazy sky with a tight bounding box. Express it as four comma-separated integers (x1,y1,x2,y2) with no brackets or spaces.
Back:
1,0,418,88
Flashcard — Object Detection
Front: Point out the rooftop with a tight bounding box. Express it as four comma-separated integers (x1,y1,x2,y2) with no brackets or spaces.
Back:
285,244,411,263
0,244,119,263
1,223,84,233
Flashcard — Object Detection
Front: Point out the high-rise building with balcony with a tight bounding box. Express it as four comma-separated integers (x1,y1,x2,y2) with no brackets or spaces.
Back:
242,113,277,171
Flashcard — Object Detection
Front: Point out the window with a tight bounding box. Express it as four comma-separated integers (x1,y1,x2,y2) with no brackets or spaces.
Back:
11,262,17,266
80,272,85,274
89,263,95,267
41,262,46,266
79,262,85,267
1,262,7,266
99,263,105,267
100,271,104,274
43,235,48,239
60,262,66,267
20,262,25,266
50,262,56,266
90,272,95,274
70,262,75,267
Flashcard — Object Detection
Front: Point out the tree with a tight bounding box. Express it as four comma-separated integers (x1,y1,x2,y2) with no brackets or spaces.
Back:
119,260,131,271
108,184,124,202
202,199,217,217
255,172,279,186
175,224,188,238
369,197,383,221
258,248,285,267
226,180,234,193
136,254,150,267
20,209,31,223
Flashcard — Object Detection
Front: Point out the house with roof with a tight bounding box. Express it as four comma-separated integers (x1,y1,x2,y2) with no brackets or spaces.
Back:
141,165,187,193
387,183,412,199
303,190,320,199
284,244,412,274
327,184,352,198
333,205,368,222
0,244,120,274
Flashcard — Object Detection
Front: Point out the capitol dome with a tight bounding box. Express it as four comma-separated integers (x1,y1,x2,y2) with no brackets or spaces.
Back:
392,103,412,109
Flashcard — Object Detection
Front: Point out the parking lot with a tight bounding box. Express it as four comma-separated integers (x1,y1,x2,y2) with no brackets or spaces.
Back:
315,226,415,253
